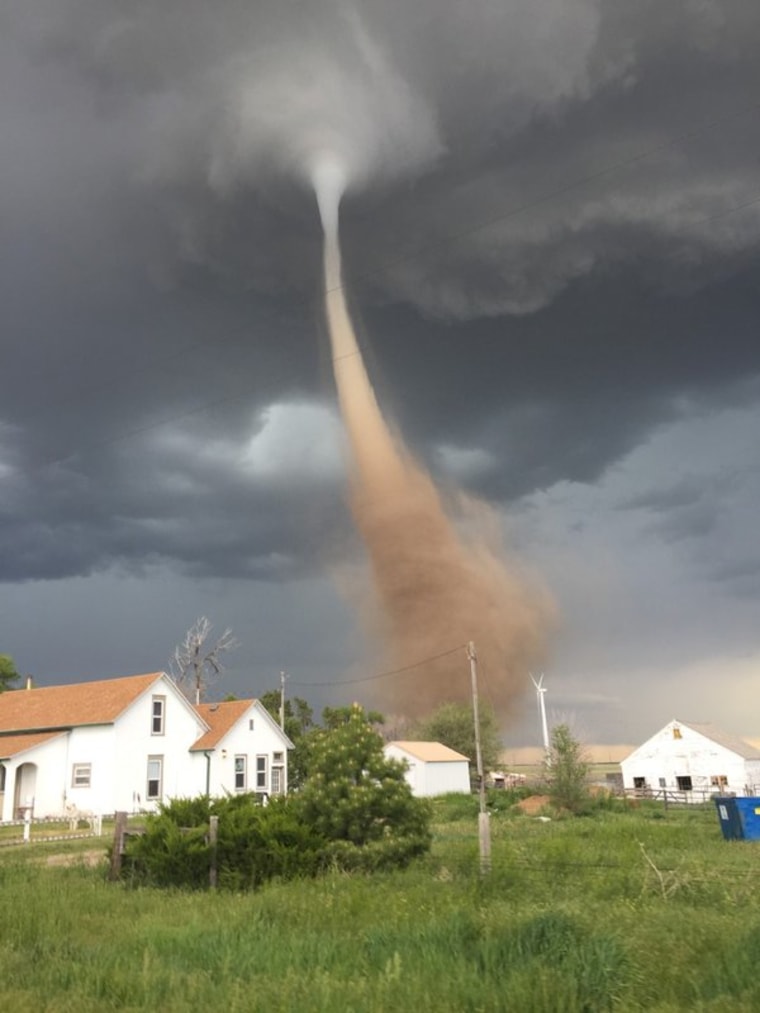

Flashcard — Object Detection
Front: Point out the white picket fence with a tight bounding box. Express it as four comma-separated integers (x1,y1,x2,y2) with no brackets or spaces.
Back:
0,809,104,846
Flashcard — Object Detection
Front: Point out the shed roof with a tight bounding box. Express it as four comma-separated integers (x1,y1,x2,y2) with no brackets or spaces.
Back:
0,731,65,759
0,673,165,734
389,741,470,763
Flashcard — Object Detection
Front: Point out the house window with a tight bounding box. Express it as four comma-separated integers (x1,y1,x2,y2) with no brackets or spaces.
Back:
249,719,254,731
0,764,6,792
273,751,284,764
676,775,692,791
234,755,247,791
256,755,268,791
711,775,728,788
71,763,92,788
673,727,682,740
271,765,284,796
151,696,166,735
147,756,163,800
633,776,647,790
658,777,666,788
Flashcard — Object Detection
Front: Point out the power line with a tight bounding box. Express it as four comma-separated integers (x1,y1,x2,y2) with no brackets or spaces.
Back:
288,643,466,688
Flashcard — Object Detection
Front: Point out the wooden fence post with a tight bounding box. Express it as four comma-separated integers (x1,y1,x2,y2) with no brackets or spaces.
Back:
209,815,218,889
109,811,128,881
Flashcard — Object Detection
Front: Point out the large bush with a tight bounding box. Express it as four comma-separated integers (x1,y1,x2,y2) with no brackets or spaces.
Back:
295,704,432,871
124,793,326,890
123,706,432,888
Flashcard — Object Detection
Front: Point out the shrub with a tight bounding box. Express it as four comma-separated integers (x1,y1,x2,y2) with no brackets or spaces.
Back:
295,703,432,869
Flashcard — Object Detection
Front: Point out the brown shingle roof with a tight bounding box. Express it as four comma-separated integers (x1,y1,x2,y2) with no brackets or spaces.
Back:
389,741,470,763
191,699,254,751
0,731,65,758
0,673,164,733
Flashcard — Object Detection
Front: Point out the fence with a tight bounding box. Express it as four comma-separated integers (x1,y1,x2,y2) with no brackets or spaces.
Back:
625,787,721,807
108,811,219,886
0,809,104,847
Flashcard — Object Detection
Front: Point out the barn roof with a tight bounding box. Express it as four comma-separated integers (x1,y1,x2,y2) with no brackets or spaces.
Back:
389,741,470,763
679,722,760,760
0,673,166,734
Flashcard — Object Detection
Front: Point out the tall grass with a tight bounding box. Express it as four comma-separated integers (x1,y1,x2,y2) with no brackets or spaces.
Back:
0,801,759,1010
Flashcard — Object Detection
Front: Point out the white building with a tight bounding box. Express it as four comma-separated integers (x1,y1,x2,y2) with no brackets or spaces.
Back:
621,719,760,800
0,672,293,820
384,741,471,796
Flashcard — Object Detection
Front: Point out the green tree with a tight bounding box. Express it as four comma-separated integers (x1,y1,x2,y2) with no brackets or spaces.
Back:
322,704,384,729
0,655,20,693
545,723,591,814
412,701,502,781
259,690,314,740
259,690,317,790
296,703,431,869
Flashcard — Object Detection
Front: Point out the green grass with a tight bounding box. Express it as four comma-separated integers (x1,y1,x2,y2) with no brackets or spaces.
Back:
0,800,759,1010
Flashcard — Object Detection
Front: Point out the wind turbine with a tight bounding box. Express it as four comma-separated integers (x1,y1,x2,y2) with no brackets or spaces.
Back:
530,673,551,765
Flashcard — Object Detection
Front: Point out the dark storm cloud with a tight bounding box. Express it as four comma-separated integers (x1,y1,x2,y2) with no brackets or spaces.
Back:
2,0,760,584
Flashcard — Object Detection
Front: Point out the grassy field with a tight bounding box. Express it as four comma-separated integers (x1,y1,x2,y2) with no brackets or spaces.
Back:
0,796,758,1011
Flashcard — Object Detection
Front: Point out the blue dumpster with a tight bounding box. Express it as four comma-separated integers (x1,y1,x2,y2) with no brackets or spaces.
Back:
714,797,760,841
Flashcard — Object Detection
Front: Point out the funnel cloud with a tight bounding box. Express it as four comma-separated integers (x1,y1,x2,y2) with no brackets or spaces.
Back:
315,170,552,717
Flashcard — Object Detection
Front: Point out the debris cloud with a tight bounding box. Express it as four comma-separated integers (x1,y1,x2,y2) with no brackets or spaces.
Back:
315,171,553,718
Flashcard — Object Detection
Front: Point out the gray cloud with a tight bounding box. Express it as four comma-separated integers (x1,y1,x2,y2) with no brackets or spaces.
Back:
2,2,760,739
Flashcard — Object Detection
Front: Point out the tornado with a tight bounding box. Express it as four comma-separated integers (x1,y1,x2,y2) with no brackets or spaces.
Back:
313,158,552,718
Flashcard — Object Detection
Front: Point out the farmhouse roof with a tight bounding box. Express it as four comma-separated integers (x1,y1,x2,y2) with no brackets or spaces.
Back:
191,699,253,751
679,721,760,760
389,741,470,763
0,672,165,734
0,730,64,759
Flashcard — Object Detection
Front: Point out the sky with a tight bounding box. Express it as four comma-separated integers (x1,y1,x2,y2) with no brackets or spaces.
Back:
2,1,759,748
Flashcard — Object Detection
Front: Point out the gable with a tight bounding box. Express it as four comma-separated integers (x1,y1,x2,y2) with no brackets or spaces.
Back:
622,719,760,765
0,673,166,734
191,699,294,752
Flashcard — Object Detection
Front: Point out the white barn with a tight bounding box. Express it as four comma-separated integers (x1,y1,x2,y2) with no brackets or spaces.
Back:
0,672,293,821
384,741,471,797
621,719,760,800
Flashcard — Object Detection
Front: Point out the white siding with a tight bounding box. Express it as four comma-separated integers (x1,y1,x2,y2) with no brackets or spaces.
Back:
194,702,291,798
112,675,209,811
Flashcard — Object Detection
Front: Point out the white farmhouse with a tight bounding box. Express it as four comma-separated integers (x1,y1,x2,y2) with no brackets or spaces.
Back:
384,741,471,796
0,672,293,820
621,719,760,800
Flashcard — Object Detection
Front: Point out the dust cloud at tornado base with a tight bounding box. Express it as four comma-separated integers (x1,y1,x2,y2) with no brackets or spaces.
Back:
316,171,554,720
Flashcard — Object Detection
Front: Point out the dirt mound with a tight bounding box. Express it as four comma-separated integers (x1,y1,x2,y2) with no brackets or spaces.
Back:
515,794,551,815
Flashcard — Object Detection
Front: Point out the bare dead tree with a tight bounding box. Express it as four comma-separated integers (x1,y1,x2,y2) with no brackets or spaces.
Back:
168,617,240,705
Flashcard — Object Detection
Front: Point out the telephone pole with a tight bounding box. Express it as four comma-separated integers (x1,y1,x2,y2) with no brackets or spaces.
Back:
279,670,287,731
468,641,491,874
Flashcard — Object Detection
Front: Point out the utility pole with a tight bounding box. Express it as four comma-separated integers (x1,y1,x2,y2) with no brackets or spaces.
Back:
279,670,287,731
468,641,491,874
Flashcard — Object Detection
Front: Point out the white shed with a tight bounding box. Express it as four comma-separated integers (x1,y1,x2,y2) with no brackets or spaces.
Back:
621,719,760,801
384,741,471,797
